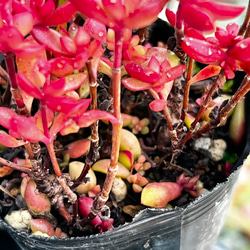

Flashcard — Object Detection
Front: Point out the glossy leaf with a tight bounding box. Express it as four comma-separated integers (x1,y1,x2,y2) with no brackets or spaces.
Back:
77,110,118,128
181,37,227,63
0,133,26,148
17,73,43,99
44,73,87,97
45,96,90,114
229,38,250,62
31,26,73,56
50,57,75,77
9,116,49,144
122,77,152,91
0,107,17,129
43,2,77,26
188,65,221,85
125,62,159,84
149,99,167,112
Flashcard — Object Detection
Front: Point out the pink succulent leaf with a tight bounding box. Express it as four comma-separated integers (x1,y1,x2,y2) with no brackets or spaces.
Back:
60,36,77,54
14,41,46,59
122,77,152,91
73,51,90,70
165,8,176,27
17,73,43,99
77,110,119,128
184,28,205,40
158,64,187,84
0,133,26,148
215,27,231,48
0,107,18,130
43,2,77,26
69,0,169,30
148,56,160,74
102,0,127,21
13,11,35,37
49,113,68,141
9,116,49,144
199,0,245,20
33,0,55,23
226,23,240,37
31,26,74,56
0,26,23,53
149,99,167,112
181,37,227,63
229,38,250,63
44,73,87,97
45,96,91,114
177,3,214,32
83,18,107,43
74,26,91,47
125,62,160,84
123,0,170,30
188,65,221,85
50,57,75,77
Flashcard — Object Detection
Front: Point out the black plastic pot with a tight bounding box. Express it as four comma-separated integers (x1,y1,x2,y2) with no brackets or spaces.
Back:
0,85,249,250
0,164,245,250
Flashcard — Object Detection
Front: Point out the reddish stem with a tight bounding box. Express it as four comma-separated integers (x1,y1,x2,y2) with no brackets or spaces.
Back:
178,69,226,149
4,53,29,115
92,29,124,214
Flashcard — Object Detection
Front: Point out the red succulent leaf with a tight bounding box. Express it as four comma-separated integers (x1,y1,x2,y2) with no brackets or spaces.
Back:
31,26,74,56
148,56,160,74
45,96,91,114
177,3,214,31
44,73,87,97
17,73,43,99
0,26,23,53
158,64,186,84
0,107,18,129
229,38,250,63
74,26,91,47
50,57,75,77
122,77,152,91
125,62,159,84
13,11,35,37
34,0,55,23
149,99,167,112
0,133,26,148
165,9,176,27
83,18,107,43
188,65,221,85
49,113,68,141
73,51,90,70
60,36,77,54
181,37,227,63
184,28,205,40
43,1,77,26
69,0,169,30
77,110,119,128
199,1,245,20
9,116,49,144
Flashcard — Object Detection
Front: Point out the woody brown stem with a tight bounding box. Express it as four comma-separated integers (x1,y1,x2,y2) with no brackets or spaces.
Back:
239,0,250,36
92,29,124,215
72,59,100,189
178,69,226,149
197,74,250,137
4,53,29,116
0,157,31,175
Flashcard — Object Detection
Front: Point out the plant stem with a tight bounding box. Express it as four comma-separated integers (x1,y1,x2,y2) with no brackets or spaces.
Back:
72,59,100,188
197,74,250,136
177,69,226,149
4,53,29,116
239,0,250,36
92,29,124,215
0,157,31,175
